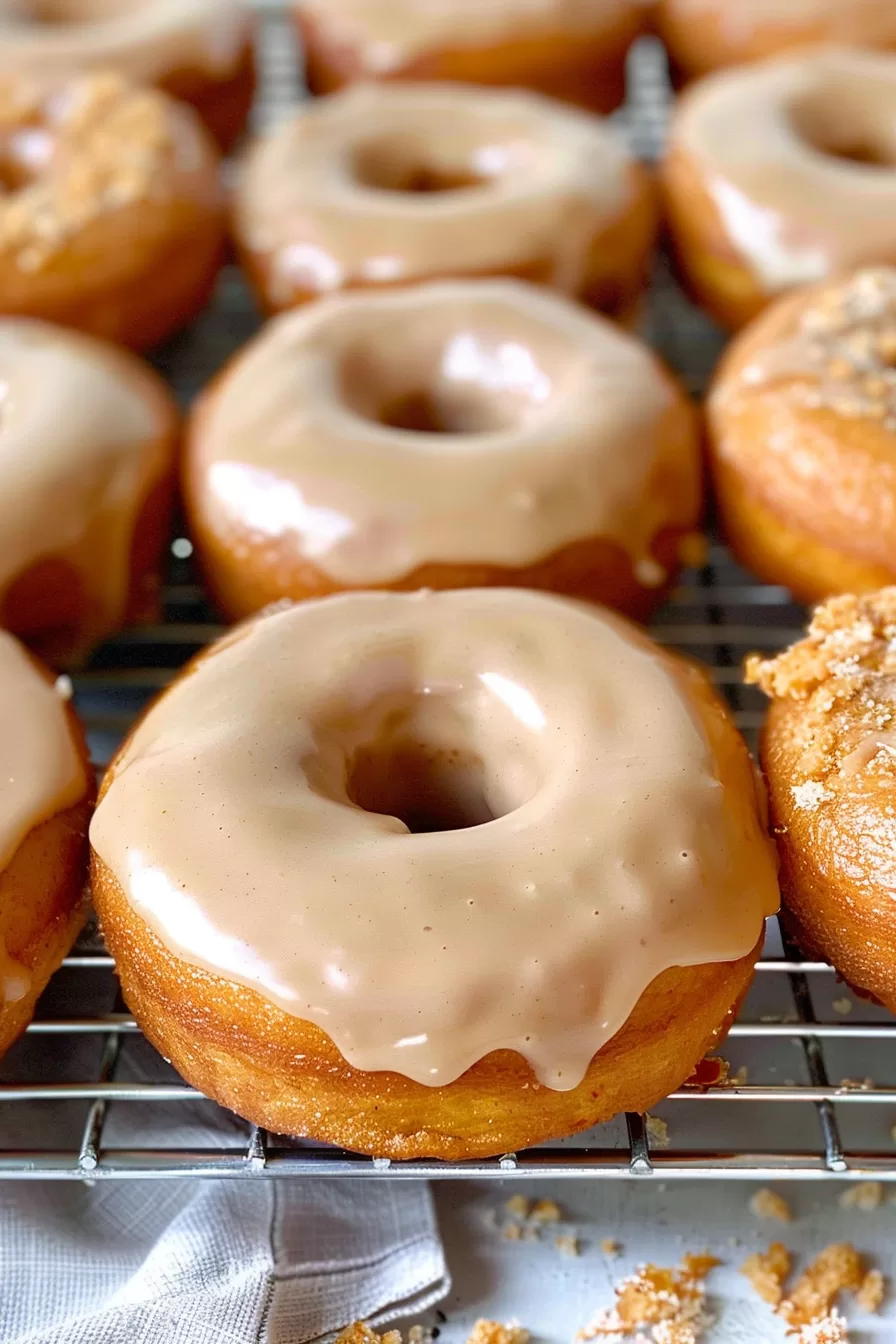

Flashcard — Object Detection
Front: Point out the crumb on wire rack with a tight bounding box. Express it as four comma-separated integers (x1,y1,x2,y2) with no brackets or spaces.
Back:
600,1239,622,1258
645,1115,670,1149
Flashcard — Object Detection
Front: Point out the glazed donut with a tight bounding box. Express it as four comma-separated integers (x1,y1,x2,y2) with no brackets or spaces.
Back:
292,0,646,114
0,631,93,1059
233,83,657,322
0,318,178,665
748,589,896,1012
90,588,778,1159
707,268,896,604
0,71,225,350
655,0,896,84
0,1,256,150
662,48,896,329
184,280,702,623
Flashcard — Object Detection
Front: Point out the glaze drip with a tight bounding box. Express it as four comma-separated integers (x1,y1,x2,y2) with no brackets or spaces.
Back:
0,628,86,871
90,589,779,1089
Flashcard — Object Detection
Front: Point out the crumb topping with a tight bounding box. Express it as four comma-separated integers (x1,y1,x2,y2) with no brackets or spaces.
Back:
576,1254,718,1343
749,1188,793,1223
742,269,896,428
0,72,177,272
746,590,896,801
746,590,896,703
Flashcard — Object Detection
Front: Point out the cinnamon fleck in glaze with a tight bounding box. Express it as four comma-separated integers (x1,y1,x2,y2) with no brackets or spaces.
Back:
90,588,778,1090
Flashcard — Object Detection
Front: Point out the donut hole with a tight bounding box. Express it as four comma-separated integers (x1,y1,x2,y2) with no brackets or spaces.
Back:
790,94,896,168
347,740,499,832
338,330,558,436
307,675,544,834
350,132,497,195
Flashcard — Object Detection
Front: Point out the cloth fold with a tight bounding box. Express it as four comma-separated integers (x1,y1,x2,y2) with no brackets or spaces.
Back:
0,1179,449,1344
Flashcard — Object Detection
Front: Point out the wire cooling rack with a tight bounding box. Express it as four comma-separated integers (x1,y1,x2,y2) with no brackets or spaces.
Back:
4,18,896,1182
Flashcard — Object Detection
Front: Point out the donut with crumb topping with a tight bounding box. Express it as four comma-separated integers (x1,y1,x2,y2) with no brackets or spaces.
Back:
708,268,896,603
0,71,225,350
748,589,896,1010
0,1,256,151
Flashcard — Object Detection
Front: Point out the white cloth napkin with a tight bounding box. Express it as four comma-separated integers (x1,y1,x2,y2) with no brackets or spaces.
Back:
0,1178,449,1344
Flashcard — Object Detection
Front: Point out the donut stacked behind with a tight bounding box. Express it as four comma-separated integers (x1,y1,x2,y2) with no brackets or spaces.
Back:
0,318,179,664
0,632,93,1058
292,0,646,114
0,0,256,149
0,71,225,349
90,588,779,1158
233,82,657,320
707,268,896,603
656,0,896,83
662,48,896,328
184,279,702,622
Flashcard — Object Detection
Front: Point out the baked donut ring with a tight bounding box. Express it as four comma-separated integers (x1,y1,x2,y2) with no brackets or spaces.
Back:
0,318,179,665
662,48,896,329
292,0,646,114
655,0,896,84
0,71,225,350
0,631,93,1059
748,589,896,1012
0,1,256,150
90,589,778,1159
707,268,896,604
185,280,702,623
233,83,657,321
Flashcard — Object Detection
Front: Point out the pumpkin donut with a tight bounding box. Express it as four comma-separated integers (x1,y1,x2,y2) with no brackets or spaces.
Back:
0,70,225,350
0,318,179,665
184,279,702,624
0,631,93,1059
0,0,256,149
748,588,896,1012
656,0,896,84
707,268,896,604
662,48,896,329
233,82,657,322
292,0,646,114
90,588,778,1159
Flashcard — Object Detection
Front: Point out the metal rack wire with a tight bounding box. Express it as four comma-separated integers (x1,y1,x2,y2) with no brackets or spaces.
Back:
3,16,896,1181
